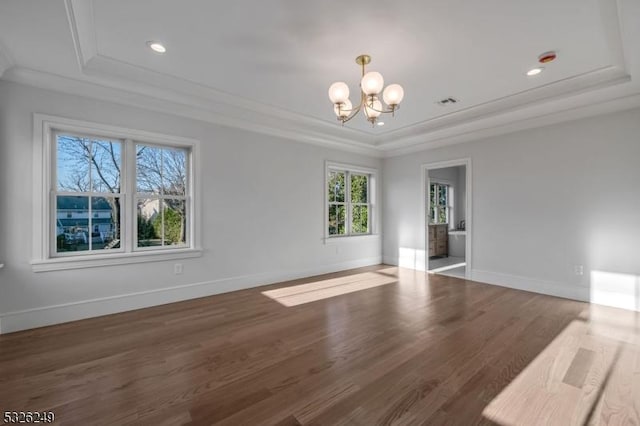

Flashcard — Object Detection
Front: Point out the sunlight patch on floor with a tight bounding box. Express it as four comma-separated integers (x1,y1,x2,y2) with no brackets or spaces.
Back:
482,313,640,425
262,272,397,307
427,262,466,274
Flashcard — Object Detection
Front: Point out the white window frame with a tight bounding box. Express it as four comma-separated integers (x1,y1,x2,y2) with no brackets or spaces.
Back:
51,131,126,257
31,114,202,272
429,180,453,226
324,161,378,242
133,142,191,252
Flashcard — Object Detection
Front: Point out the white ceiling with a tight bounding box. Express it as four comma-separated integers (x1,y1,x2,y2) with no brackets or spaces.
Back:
0,0,639,155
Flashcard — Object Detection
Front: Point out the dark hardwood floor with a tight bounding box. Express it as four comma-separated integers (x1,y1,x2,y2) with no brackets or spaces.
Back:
0,265,638,425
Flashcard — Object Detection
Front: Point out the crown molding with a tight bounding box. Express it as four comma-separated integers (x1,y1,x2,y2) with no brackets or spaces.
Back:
64,0,97,69
3,67,383,157
4,65,640,159
377,71,636,152
83,53,374,141
376,65,629,146
381,91,640,157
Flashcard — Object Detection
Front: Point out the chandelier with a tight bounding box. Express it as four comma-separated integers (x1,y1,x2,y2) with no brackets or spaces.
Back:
328,54,404,127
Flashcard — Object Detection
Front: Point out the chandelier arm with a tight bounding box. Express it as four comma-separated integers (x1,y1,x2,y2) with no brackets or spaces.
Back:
364,95,398,114
340,103,363,124
361,91,372,120
374,108,397,114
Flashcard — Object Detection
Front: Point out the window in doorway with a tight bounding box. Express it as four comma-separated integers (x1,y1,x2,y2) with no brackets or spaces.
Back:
429,182,453,225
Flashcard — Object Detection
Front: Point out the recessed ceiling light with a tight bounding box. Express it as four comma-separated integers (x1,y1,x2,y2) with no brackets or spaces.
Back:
377,122,385,126
526,67,544,77
147,41,166,54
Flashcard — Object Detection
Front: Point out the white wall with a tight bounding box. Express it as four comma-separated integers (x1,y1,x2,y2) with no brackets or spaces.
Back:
0,81,382,333
383,108,640,310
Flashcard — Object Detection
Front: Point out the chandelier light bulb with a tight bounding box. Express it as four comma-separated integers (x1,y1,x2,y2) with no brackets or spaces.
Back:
383,84,404,106
328,82,350,104
364,97,383,118
361,71,384,96
334,99,352,118
327,55,404,126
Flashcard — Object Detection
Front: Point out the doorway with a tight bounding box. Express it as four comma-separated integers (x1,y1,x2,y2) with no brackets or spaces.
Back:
422,159,472,279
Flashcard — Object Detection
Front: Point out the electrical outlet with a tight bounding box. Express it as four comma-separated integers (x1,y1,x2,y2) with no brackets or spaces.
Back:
574,265,584,276
174,263,183,275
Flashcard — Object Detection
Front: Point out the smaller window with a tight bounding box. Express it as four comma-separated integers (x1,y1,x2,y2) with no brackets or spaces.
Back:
326,163,375,238
429,182,453,225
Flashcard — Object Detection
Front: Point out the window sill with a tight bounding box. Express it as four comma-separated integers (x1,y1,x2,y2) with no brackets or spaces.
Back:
31,248,203,272
324,234,380,244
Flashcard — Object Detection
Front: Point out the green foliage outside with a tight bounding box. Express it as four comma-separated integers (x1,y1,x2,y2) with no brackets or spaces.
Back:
152,207,184,245
137,207,184,246
350,174,368,234
328,171,369,235
429,183,449,224
350,174,368,204
137,215,156,245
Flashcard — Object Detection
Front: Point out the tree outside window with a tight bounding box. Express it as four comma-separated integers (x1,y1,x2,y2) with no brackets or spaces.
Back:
54,133,190,256
327,167,372,237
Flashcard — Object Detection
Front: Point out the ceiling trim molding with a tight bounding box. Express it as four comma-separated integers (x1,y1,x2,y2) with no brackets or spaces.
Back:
5,67,640,157
84,53,373,142
4,66,639,160
381,92,640,157
64,0,98,69
3,67,382,158
376,65,630,145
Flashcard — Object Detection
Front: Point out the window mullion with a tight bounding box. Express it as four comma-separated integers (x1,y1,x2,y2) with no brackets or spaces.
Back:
124,139,135,253
87,195,93,251
346,171,351,235
367,175,371,234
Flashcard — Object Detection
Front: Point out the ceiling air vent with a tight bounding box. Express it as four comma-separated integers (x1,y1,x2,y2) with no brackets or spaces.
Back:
436,97,459,106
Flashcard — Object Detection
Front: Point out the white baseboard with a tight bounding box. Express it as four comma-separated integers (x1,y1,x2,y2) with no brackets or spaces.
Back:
0,256,381,334
471,269,591,303
375,260,640,312
382,251,426,271
472,269,640,312
384,258,592,302
382,255,398,266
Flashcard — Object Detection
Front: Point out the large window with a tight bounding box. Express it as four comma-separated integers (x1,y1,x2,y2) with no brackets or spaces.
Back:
326,163,375,237
33,115,200,270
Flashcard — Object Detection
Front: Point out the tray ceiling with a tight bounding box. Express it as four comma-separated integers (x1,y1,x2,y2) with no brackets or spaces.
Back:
0,0,638,156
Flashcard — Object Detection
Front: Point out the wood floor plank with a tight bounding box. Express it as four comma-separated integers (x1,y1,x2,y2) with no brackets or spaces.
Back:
1,265,638,425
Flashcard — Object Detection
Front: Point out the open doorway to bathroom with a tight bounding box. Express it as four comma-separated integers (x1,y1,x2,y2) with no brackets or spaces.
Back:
423,159,471,279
